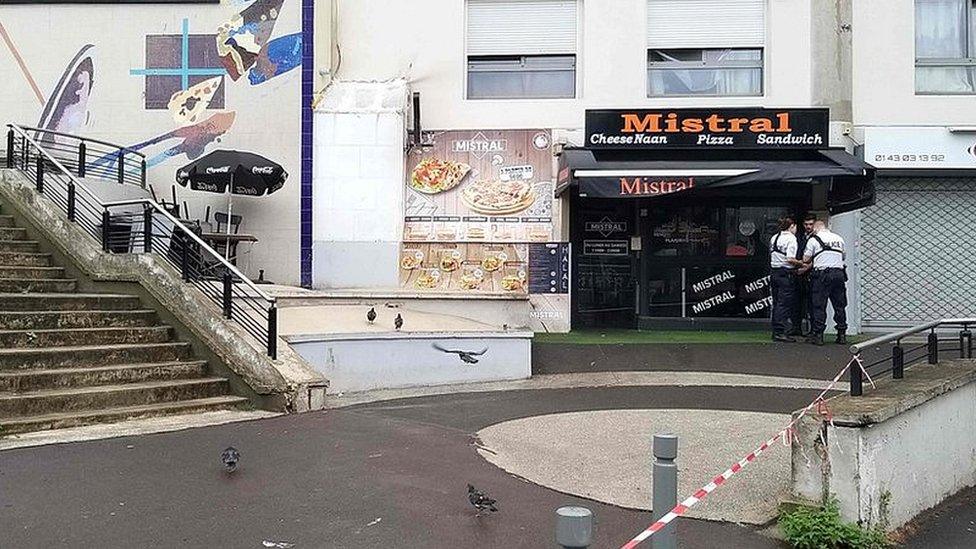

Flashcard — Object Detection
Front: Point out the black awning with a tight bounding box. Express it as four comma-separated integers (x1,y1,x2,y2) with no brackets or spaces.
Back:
556,147,876,214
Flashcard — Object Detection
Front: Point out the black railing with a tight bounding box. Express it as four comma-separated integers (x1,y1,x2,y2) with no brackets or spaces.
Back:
4,124,277,359
848,318,976,396
8,125,147,189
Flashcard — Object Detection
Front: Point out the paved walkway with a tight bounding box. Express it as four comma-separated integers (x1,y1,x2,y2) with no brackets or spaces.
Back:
0,384,813,548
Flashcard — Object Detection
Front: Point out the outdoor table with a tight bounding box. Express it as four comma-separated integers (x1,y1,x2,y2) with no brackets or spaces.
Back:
199,232,258,266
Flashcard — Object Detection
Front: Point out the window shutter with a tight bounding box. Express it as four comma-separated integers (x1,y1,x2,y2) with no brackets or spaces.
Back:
467,0,578,56
647,0,766,49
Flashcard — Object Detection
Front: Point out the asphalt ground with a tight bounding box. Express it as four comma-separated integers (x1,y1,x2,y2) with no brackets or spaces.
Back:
0,385,818,549
902,484,976,548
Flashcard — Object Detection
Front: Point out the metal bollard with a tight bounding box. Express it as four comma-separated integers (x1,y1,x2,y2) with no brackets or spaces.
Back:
652,434,678,549
555,506,592,548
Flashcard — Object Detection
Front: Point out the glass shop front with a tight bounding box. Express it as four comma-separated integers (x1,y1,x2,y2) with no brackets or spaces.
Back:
559,108,876,329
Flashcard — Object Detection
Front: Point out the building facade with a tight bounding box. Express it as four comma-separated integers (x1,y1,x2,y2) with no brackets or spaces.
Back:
314,0,881,333
852,0,976,330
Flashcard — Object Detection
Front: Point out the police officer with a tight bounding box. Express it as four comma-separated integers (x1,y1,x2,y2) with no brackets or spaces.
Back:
802,220,847,346
789,214,817,337
769,217,803,342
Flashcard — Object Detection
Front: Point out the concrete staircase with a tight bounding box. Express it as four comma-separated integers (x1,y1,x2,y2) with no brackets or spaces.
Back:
0,208,249,435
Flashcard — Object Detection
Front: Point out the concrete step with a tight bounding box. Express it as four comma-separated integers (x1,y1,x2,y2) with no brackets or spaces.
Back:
0,326,172,348
0,293,141,312
0,215,15,228
0,278,77,293
0,240,39,253
0,227,27,241
0,395,249,435
0,360,208,392
0,266,65,280
0,342,192,370
0,309,157,330
0,252,51,267
0,377,232,418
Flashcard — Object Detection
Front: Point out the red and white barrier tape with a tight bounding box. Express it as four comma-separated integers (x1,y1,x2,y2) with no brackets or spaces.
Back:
620,355,862,549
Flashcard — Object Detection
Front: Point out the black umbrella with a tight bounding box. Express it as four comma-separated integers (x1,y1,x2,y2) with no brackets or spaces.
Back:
175,150,287,256
176,149,287,196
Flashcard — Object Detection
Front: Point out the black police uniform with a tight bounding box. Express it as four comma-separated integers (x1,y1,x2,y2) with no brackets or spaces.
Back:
769,232,796,338
807,234,848,340
790,232,813,335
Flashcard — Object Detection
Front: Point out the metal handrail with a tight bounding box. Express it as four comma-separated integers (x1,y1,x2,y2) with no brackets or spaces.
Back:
850,318,976,354
4,123,277,358
19,125,146,158
102,197,274,303
848,318,975,396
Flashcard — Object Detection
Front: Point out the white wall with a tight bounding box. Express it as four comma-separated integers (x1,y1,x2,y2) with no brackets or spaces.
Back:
334,0,817,134
0,2,305,285
853,0,976,126
312,80,407,288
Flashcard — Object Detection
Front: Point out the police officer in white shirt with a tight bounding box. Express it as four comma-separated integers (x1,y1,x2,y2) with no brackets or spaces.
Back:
802,220,847,346
769,217,803,342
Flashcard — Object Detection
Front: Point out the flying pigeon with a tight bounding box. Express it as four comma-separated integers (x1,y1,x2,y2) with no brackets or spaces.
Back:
432,343,488,364
467,484,498,516
394,313,403,331
221,446,240,473
367,307,377,324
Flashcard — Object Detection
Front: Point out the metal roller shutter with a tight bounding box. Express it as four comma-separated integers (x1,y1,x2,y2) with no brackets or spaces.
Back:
647,0,766,48
860,177,976,328
467,0,579,56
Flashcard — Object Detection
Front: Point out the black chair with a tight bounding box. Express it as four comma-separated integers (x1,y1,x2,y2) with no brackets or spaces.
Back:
214,212,242,234
213,211,244,264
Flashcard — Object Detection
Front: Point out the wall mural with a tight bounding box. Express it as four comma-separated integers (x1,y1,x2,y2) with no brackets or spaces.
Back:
1,1,300,171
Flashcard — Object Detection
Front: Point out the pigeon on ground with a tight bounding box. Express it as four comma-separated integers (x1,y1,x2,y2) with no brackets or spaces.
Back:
367,307,376,324
467,484,498,516
432,343,488,364
394,313,403,331
221,446,240,473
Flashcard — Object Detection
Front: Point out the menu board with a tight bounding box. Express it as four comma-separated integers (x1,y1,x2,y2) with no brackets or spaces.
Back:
399,242,529,294
404,129,554,243
528,243,570,294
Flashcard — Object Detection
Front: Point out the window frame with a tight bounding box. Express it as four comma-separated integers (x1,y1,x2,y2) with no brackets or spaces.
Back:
915,0,976,95
646,47,765,98
466,54,578,100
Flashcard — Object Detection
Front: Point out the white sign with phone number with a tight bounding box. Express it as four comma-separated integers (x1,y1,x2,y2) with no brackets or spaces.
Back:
863,126,976,169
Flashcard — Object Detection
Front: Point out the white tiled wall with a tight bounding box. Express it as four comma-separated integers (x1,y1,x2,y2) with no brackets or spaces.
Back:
312,110,405,288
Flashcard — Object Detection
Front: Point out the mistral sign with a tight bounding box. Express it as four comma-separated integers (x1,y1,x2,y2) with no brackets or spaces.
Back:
585,108,830,149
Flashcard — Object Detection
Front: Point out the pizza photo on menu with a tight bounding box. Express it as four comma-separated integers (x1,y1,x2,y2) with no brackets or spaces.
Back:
461,179,536,215
410,158,471,194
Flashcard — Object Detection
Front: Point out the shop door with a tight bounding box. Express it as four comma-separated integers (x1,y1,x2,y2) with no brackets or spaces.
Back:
642,203,792,319
573,200,638,328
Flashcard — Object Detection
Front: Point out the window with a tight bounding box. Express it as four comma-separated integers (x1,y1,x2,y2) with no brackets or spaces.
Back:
466,0,578,99
648,48,763,97
467,55,576,99
647,0,765,97
916,0,976,94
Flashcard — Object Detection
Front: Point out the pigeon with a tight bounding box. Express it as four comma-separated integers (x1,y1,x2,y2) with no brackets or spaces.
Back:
367,307,377,324
221,446,240,473
467,484,498,516
394,313,403,331
432,343,488,364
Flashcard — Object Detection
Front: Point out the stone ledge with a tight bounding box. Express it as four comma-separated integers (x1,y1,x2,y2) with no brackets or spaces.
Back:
826,359,976,426
1,170,327,413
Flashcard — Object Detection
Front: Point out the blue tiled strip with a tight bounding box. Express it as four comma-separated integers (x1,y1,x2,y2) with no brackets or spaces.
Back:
300,0,314,288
